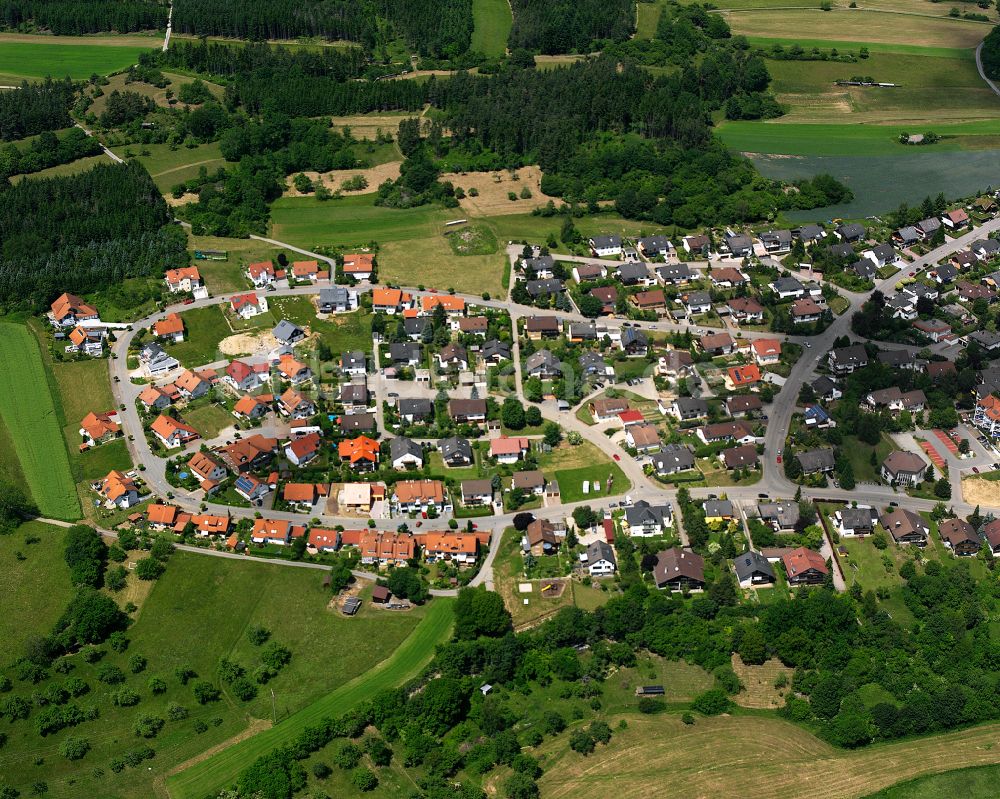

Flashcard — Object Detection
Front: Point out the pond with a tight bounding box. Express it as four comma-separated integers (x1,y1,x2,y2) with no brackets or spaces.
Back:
747,150,1000,220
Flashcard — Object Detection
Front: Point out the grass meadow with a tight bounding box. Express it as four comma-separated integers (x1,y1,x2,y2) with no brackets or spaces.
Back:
0,34,156,82
113,141,226,193
471,0,513,57
167,305,234,367
862,765,1000,798
0,323,79,519
166,597,454,799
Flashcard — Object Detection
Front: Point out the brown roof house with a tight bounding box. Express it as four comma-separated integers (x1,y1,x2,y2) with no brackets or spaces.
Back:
938,518,981,556
879,508,929,545
720,444,758,470
524,518,560,556
512,470,546,495
782,547,828,586
653,547,705,591
880,451,928,486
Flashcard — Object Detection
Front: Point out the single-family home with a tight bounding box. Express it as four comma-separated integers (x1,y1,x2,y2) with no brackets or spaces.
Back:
683,234,710,256
697,421,755,445
720,444,759,470
217,434,277,473
624,500,673,536
709,267,748,288
727,297,765,323
342,253,375,280
512,470,546,495
651,443,696,475
938,517,981,556
278,388,315,419
393,479,447,513
589,235,623,257
318,286,355,313
482,339,512,364
631,289,667,314
440,436,474,466
573,263,606,282
230,293,268,320
793,224,826,244
338,435,380,471
863,243,898,268
759,230,792,253
880,507,929,545
584,540,617,576
490,436,530,464
339,412,376,434
751,339,781,365
97,470,140,509
723,232,754,258
524,316,560,339
525,518,559,556
233,394,269,420
682,290,712,316
617,262,651,286
437,342,469,371
835,506,877,537
67,326,105,357
461,479,494,507
725,364,761,390
771,276,805,300
626,423,662,453
51,292,99,326
138,385,172,412
835,223,865,243
389,436,424,470
525,278,565,298
758,501,800,532
79,411,121,447
791,298,824,324
726,395,763,418
637,235,672,259
699,331,735,355
154,313,185,343
272,320,306,346
783,547,828,585
828,344,868,375
340,382,368,413
733,550,776,587
246,261,276,287
591,397,631,421
285,432,322,466
150,414,199,449
251,519,305,546
422,533,479,566
448,398,487,424
864,387,927,412
164,266,202,293
941,208,970,229
704,499,735,524
655,263,692,285
880,451,928,486
654,547,705,591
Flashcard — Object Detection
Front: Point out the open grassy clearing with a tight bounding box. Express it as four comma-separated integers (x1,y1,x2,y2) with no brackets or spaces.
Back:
0,551,430,799
113,141,226,193
328,112,416,140
167,305,233,367
744,35,976,57
766,51,1000,125
0,323,79,519
379,238,507,296
88,70,223,118
185,233,286,294
0,521,73,654
0,36,155,82
167,597,454,799
471,0,513,57
723,8,991,49
862,765,1000,798
537,440,631,504
537,714,1000,799
183,402,235,439
10,153,111,183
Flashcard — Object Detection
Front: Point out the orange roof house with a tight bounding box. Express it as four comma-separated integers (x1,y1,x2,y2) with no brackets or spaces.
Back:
138,385,172,410
421,532,479,563
751,339,782,363
420,295,465,314
247,261,275,282
277,354,310,382
291,260,320,279
233,394,269,419
308,527,340,551
154,313,184,338
189,514,230,536
99,470,139,507
150,414,199,448
726,364,761,388
164,266,201,290
342,253,374,274
80,411,120,444
282,483,327,505
51,292,98,324
68,326,102,348
371,287,411,310
146,503,178,527
338,435,379,468
393,479,446,509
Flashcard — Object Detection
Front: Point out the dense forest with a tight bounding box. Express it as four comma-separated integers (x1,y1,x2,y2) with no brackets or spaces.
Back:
0,78,76,141
171,0,373,44
0,0,164,34
0,162,186,309
982,24,1000,79
156,42,368,83
379,0,473,60
509,0,635,53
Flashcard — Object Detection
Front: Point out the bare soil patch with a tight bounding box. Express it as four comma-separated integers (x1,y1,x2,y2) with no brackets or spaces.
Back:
730,653,793,709
443,166,557,216
218,332,276,357
962,476,1000,506
284,161,402,197
166,191,199,206
164,719,272,777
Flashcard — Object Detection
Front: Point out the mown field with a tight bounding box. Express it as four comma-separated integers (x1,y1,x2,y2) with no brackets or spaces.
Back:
0,323,79,519
113,141,226,193
537,714,1000,799
862,765,1000,798
471,0,512,57
0,34,156,82
166,597,454,799
0,550,431,799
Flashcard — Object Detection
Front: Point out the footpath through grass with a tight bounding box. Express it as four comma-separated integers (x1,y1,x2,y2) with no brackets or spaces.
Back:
471,0,512,57
0,323,79,519
166,597,455,799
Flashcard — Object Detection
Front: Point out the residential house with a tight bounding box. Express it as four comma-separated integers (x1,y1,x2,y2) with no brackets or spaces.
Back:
372,287,411,315
651,443,696,475
154,313,185,343
656,349,694,378
720,444,759,470
340,382,368,413
341,350,367,377
525,278,565,298
759,229,791,254
525,519,559,556
655,263,692,285
697,421,755,445
437,342,469,371
397,398,433,424
835,506,877,537
573,263,606,282
864,387,927,412
339,412,375,434
230,293,268,320
877,349,919,371
626,423,662,453
704,500,735,524
863,243,898,268
637,235,672,259
164,266,202,293
138,385,172,412
793,224,826,244
912,318,952,343
278,388,315,419
880,507,929,545
174,369,210,400
851,259,877,281
512,470,546,495
983,519,1000,554
726,395,763,418
926,360,958,382
758,501,800,532
974,394,1000,438
589,234,623,257
835,223,865,243
917,217,942,239
620,327,648,355
234,473,269,503
318,286,355,313
699,331,735,355
50,292,98,326
358,531,414,567
246,261,276,287
524,316,560,339
617,263,651,285
682,234,710,256
233,394,269,420
224,360,263,392
79,410,121,448
930,263,959,285
880,451,928,486
667,397,708,422
97,470,140,509
420,295,465,316
461,479,494,507
482,339,511,364
723,232,754,258
490,436,530,464
440,436,474,466
654,548,705,591
456,316,488,336
67,326,105,357
734,550,775,587
894,226,920,247
146,503,179,530
828,344,868,375
448,398,487,424
791,298,824,324
710,267,747,288
422,533,479,566
631,289,667,314
251,519,305,546
624,500,673,536
939,518,981,556
579,351,612,378
783,547,828,585
811,375,842,401
272,320,305,346
771,276,805,300
285,432,322,466
727,297,765,323
725,364,761,390
217,434,277,473
942,208,970,229
525,349,562,379
972,238,1000,261
389,436,424,470
584,540,617,576
283,482,326,510
682,290,712,316
751,339,782,365
393,479,447,513
802,405,833,429
591,397,630,421
951,251,978,271
150,414,199,449
338,435,379,471
389,342,422,367
342,253,375,280
290,260,323,283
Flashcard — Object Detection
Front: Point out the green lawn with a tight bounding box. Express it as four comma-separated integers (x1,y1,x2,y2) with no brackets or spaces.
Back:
0,323,79,519
268,297,373,353
113,141,226,193
183,402,235,439
0,552,433,799
0,37,156,82
843,433,898,483
862,764,1000,798
166,597,454,799
636,0,664,38
0,521,73,654
166,306,234,367
471,0,513,57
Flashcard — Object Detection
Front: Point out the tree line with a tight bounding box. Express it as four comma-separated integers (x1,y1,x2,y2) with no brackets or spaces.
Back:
0,126,101,181
171,0,373,43
0,161,187,310
508,0,635,54
0,78,76,141
0,0,164,34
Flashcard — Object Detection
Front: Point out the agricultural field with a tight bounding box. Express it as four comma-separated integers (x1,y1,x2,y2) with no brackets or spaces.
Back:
0,550,435,799
166,597,454,799
113,141,227,194
0,323,79,519
328,112,415,140
0,33,157,83
722,9,990,50
0,521,73,654
471,0,513,57
536,714,1000,799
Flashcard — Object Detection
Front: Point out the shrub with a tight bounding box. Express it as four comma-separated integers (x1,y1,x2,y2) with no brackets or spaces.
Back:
63,678,88,698
568,729,595,754
637,697,666,714
230,677,258,702
692,688,730,716
110,688,140,707
108,632,128,653
97,665,125,685
541,710,565,735
365,736,392,767
166,703,188,721
193,719,208,733
148,676,167,694
589,720,612,745
504,772,539,799
192,681,221,704
334,743,362,769
175,666,196,685
352,768,378,792
312,762,332,779
681,712,695,725
261,643,292,671
127,655,147,674
59,736,90,760
134,557,164,580
246,625,271,646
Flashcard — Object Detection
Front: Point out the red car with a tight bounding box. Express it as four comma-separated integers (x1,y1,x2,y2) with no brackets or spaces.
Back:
613,454,621,461
908,271,916,277
183,298,195,305
776,454,782,464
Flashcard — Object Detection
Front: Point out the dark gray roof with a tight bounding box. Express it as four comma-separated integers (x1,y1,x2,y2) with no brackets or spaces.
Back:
319,286,348,305
624,499,672,528
772,277,804,294
638,235,671,252
525,278,565,296
617,263,650,283
851,260,876,279
836,223,865,240
656,263,692,281
733,550,775,582
685,290,712,305
440,436,473,461
758,501,800,529
404,317,431,336
273,319,304,342
389,342,422,362
795,448,836,474
794,224,825,241
877,349,915,368
840,506,877,530
869,243,897,262
523,255,555,273
526,349,562,373
482,339,511,360
760,229,791,245
826,243,855,260
586,540,616,567
579,351,608,373
830,344,868,367
398,397,432,418
704,499,734,518
389,436,422,461
896,226,920,243
652,444,695,472
342,350,366,369
725,232,753,251
590,234,622,249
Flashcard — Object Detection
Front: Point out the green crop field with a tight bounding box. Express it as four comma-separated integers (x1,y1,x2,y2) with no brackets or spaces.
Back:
862,765,1000,798
471,0,513,57
113,141,227,193
537,714,1000,799
0,35,156,82
0,323,79,519
166,597,454,799
723,8,991,50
